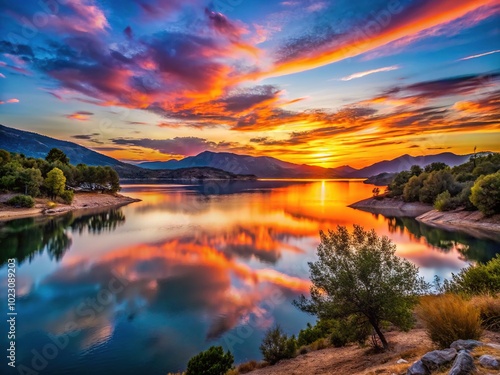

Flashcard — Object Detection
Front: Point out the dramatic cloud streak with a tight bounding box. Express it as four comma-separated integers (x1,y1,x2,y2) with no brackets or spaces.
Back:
264,0,498,77
340,65,399,81
0,0,499,166
458,49,500,61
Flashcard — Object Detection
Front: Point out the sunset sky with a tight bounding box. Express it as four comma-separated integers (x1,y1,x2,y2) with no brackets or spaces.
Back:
1,0,499,168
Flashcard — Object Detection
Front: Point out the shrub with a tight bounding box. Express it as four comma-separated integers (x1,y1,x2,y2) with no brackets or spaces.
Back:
470,171,500,216
185,346,234,375
434,191,455,211
329,317,370,347
46,201,57,209
308,338,328,351
6,194,35,208
260,325,296,365
297,319,336,347
330,325,350,347
237,360,258,374
443,255,500,295
471,294,500,332
454,182,476,210
417,294,483,348
60,190,74,204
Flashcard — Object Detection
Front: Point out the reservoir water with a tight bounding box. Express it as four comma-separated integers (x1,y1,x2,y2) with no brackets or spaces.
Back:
1,180,499,374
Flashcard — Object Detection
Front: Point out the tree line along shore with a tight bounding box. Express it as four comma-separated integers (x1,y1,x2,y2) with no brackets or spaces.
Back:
0,148,138,220
350,152,500,234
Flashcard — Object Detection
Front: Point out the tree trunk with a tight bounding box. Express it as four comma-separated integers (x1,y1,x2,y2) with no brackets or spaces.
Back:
370,320,389,350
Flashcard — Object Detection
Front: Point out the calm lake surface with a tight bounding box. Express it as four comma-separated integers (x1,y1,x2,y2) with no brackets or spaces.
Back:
1,180,499,374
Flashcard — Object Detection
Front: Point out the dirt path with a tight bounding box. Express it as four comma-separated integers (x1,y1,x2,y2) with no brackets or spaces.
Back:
249,329,500,375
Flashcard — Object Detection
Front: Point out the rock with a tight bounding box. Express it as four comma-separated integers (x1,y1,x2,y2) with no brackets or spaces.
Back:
406,360,430,375
450,339,483,351
448,351,475,375
421,348,457,371
479,354,500,370
397,359,409,364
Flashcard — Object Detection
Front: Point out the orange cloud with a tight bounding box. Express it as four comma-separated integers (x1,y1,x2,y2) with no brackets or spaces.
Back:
65,111,94,121
262,0,498,78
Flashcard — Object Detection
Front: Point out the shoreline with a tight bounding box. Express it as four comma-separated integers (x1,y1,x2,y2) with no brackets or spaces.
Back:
348,196,432,217
0,192,141,222
349,196,500,236
416,209,500,237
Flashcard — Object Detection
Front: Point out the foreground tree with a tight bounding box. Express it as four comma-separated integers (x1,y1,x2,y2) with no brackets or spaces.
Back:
294,225,428,350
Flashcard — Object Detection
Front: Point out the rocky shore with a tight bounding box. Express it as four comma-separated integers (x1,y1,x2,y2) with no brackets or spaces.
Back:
416,209,500,237
348,197,432,217
349,197,500,236
0,192,141,221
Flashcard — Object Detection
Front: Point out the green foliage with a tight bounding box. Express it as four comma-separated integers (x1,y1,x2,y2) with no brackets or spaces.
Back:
45,148,69,164
443,254,500,295
410,165,423,176
294,225,428,350
386,153,500,213
424,162,448,173
403,173,428,202
419,170,459,204
0,149,11,164
388,170,411,196
329,317,370,347
0,149,121,197
185,346,234,375
19,168,43,196
297,319,336,347
470,171,500,216
472,161,498,177
260,325,296,364
454,181,476,211
434,190,453,211
60,190,74,204
44,168,66,198
6,195,35,208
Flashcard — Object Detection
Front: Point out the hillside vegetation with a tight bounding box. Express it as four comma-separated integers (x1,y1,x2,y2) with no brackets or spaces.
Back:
0,148,120,205
385,153,500,216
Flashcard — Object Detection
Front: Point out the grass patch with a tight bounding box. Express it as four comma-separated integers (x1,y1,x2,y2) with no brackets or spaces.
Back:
417,294,483,348
46,201,57,209
471,294,500,332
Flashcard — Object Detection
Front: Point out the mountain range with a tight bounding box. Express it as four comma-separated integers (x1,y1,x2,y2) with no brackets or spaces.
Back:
0,124,477,179
139,151,475,178
139,151,357,178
